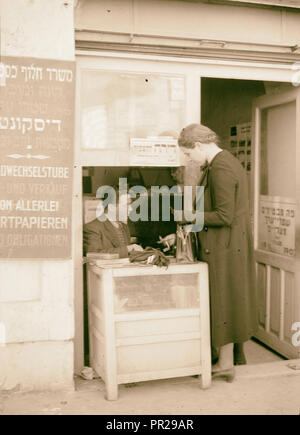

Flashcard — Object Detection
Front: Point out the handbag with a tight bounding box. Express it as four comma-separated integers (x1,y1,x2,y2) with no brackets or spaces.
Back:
175,224,199,263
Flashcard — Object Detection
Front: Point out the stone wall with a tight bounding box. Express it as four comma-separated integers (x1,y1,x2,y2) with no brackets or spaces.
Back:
0,0,75,392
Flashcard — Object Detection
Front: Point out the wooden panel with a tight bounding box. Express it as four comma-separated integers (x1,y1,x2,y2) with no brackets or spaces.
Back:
87,263,211,396
117,339,201,375
89,272,103,311
111,263,204,277
270,266,281,337
254,327,298,359
91,330,105,379
255,249,295,273
116,332,201,347
115,308,200,322
116,316,200,338
198,263,211,389
117,366,202,385
257,262,267,329
255,265,298,358
284,271,296,344
86,267,94,372
90,308,104,337
91,304,103,324
279,270,285,341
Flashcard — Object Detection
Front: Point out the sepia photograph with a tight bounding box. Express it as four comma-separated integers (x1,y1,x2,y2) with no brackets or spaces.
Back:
0,0,300,419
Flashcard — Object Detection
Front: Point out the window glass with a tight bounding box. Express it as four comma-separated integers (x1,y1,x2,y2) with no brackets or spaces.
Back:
260,101,296,197
114,274,199,313
258,101,296,257
81,71,185,149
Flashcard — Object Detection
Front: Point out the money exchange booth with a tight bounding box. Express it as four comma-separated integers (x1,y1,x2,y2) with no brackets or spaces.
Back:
86,259,211,400
74,56,213,399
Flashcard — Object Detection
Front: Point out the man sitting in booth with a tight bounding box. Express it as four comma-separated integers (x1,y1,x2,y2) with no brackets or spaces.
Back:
83,188,143,258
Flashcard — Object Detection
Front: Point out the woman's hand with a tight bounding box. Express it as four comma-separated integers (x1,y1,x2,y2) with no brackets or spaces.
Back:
157,233,176,251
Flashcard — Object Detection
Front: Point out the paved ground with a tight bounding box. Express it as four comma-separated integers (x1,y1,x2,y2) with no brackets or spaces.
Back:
1,359,300,415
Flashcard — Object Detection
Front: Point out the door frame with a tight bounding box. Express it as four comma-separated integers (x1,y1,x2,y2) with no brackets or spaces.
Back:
252,89,300,358
73,50,299,373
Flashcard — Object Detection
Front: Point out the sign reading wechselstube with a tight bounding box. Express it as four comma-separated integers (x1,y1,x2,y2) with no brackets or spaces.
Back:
0,56,75,258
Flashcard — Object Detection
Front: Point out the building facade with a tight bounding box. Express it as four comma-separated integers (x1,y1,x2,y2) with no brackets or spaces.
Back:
1,0,300,392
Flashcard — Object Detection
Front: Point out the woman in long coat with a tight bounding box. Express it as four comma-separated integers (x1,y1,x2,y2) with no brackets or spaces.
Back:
178,123,258,381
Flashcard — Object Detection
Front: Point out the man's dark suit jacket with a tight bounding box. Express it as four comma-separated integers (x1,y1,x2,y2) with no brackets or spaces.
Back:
83,218,131,258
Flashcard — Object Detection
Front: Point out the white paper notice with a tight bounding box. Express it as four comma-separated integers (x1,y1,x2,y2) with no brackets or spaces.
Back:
130,137,179,166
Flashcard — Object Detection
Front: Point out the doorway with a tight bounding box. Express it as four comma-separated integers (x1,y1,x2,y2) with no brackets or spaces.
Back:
74,53,300,373
201,77,300,361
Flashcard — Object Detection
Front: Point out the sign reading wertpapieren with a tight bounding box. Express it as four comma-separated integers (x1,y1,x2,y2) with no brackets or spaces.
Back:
0,56,75,258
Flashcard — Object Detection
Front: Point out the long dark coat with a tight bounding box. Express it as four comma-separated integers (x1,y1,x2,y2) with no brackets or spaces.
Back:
198,150,258,347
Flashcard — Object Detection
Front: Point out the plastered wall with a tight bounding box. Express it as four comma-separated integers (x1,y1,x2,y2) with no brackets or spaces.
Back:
0,0,75,392
74,0,300,45
1,0,75,60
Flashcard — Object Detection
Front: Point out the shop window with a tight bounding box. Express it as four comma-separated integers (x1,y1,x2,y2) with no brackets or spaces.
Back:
80,71,185,150
258,101,296,257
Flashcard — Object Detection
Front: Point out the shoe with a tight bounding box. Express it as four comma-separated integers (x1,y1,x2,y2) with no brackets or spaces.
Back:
212,367,235,383
234,355,246,365
234,343,247,365
211,345,219,365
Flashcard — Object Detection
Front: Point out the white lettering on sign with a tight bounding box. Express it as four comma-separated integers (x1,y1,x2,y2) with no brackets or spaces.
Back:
0,200,13,211
0,216,68,230
0,234,68,248
38,85,63,98
0,166,69,178
46,68,73,82
3,183,68,196
0,57,74,258
0,63,18,80
14,200,59,212
21,64,43,82
0,116,61,133
27,183,68,195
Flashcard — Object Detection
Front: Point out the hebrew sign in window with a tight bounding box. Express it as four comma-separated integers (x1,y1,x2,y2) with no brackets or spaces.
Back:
0,56,75,258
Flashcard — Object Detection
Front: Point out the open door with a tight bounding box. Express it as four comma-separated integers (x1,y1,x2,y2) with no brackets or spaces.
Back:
252,88,300,359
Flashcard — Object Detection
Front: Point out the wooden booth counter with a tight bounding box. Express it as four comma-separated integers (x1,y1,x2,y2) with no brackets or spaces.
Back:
86,259,211,400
